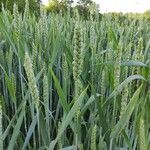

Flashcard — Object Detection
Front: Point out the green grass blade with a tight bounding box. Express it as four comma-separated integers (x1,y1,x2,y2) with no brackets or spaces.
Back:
7,106,25,150
110,84,143,138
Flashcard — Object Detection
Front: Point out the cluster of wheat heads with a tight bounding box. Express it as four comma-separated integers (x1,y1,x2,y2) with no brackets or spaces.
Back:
0,1,150,150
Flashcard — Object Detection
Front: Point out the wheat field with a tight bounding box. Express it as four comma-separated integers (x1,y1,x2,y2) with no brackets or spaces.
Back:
0,2,150,150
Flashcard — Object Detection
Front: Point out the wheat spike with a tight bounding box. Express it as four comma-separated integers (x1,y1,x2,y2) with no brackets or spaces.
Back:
0,95,3,150
24,52,39,112
138,115,146,150
91,125,97,150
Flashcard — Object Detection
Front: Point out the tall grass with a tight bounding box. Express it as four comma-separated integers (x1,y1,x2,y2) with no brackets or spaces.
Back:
0,2,150,150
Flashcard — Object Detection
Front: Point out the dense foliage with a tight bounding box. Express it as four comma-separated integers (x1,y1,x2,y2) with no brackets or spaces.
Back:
0,2,150,150
45,0,99,18
0,0,40,13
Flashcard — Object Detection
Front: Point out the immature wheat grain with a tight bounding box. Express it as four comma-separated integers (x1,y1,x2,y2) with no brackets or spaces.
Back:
24,52,39,112
114,43,122,88
32,42,37,68
120,45,129,118
0,95,3,150
43,74,49,123
138,115,146,150
101,70,106,98
13,4,20,42
58,121,62,149
73,22,82,83
41,10,48,45
24,0,29,20
91,125,97,150
62,53,68,81
73,19,83,147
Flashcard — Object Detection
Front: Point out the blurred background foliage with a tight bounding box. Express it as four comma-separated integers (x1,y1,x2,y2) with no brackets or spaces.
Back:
0,0,40,13
0,0,100,19
0,0,149,21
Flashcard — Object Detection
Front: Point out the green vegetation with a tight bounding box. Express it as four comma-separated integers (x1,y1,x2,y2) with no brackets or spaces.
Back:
0,0,40,13
0,1,150,150
45,0,99,19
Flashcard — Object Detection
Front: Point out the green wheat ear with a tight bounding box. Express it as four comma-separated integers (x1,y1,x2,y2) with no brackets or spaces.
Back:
13,3,22,43
114,42,122,88
101,69,106,97
0,95,3,150
73,21,83,99
120,86,128,118
62,53,68,80
43,74,49,120
58,121,62,149
120,48,129,118
24,52,39,112
24,0,29,21
73,22,82,83
138,115,146,150
32,42,37,68
73,19,84,147
91,125,97,150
